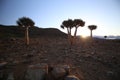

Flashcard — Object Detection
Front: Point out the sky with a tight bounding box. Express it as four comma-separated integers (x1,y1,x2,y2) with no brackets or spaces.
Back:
0,0,120,36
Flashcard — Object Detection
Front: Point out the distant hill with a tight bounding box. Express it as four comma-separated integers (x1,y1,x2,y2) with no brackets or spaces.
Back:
94,35,120,40
0,25,67,38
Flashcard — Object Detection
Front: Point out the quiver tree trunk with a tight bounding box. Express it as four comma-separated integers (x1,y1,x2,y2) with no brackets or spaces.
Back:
88,25,97,38
25,27,29,45
67,28,72,45
90,30,92,38
73,27,78,44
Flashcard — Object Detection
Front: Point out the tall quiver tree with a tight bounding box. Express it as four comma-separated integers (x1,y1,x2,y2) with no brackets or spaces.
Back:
61,19,74,45
73,19,85,42
88,25,97,38
17,17,35,45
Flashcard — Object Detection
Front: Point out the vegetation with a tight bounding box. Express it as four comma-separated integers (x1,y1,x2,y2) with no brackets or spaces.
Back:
104,35,107,39
88,25,97,38
1,17,98,44
61,19,74,45
16,17,35,45
73,19,85,43
61,19,85,45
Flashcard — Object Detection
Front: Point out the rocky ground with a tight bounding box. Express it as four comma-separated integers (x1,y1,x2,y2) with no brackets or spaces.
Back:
0,37,120,80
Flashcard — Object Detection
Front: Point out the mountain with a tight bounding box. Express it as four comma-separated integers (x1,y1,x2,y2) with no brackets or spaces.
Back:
94,35,120,40
0,25,67,38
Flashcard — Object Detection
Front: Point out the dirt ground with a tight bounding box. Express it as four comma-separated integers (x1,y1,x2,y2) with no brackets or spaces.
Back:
0,37,120,80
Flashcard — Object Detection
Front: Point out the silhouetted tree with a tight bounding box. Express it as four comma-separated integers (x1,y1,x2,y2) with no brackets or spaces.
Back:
104,35,107,39
73,19,85,43
16,17,35,45
88,25,97,38
61,19,74,45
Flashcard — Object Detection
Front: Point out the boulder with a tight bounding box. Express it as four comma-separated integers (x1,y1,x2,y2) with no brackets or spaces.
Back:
7,72,14,80
64,75,80,80
51,67,66,79
25,63,48,80
51,65,70,79
56,65,70,73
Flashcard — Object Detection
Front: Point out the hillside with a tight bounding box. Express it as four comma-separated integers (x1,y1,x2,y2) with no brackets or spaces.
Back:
0,25,67,38
0,25,120,80
0,37,120,80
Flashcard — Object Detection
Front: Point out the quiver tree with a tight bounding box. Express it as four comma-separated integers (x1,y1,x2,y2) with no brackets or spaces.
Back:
61,19,74,45
88,25,97,38
73,19,85,43
61,19,85,45
104,36,107,39
16,17,35,45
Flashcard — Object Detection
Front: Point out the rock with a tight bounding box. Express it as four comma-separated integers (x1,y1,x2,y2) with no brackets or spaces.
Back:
7,58,14,63
84,54,91,58
51,65,70,79
22,59,32,64
0,62,7,68
10,38,16,42
56,65,70,72
91,51,95,55
111,56,118,64
97,57,102,61
0,70,8,80
12,60,20,64
25,63,48,80
7,72,14,80
62,65,70,73
51,67,66,79
107,71,114,77
64,75,80,80
23,53,34,59
0,70,3,79
26,54,34,59
81,50,86,53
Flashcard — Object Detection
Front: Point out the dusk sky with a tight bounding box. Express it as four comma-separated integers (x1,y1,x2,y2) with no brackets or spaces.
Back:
0,0,120,36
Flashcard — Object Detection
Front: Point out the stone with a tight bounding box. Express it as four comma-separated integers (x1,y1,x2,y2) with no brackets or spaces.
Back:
64,75,80,80
12,60,20,64
25,63,48,80
22,59,32,64
62,65,70,73
51,65,70,79
51,67,66,79
10,38,16,42
0,70,3,79
0,62,7,68
56,65,70,72
7,72,14,80
91,52,95,55
84,54,91,58
107,71,114,77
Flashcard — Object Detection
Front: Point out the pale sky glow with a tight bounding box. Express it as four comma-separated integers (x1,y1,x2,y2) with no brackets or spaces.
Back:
0,0,120,36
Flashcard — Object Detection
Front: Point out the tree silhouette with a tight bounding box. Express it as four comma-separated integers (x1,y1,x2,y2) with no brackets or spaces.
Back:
88,25,97,38
61,19,85,45
16,17,35,45
104,35,107,39
61,19,74,45
73,19,85,42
